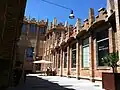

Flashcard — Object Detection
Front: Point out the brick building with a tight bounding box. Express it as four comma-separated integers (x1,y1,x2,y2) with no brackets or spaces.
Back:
21,17,48,72
19,0,120,82
42,0,120,82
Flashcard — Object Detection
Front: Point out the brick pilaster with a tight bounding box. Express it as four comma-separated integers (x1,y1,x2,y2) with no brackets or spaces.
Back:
115,0,120,63
53,53,55,68
55,52,57,69
76,41,80,78
93,38,97,77
60,49,63,76
108,27,114,53
79,40,82,75
69,47,72,75
62,50,65,75
52,54,55,69
89,35,95,82
56,51,59,73
67,46,70,76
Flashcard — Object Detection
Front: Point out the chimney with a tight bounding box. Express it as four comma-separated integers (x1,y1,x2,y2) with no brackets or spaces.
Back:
64,20,68,28
107,0,115,16
46,18,49,25
50,22,52,29
83,19,89,29
89,8,95,26
76,18,81,33
53,17,57,28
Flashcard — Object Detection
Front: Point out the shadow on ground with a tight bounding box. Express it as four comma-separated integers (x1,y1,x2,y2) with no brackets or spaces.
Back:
28,76,75,90
8,76,75,90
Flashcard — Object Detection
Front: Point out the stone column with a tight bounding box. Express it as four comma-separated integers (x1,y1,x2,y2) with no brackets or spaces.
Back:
89,35,95,82
67,46,70,76
76,41,80,79
60,49,63,76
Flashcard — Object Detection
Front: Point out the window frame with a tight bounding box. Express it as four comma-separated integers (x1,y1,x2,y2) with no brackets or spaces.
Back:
71,43,76,68
96,30,109,67
82,37,90,68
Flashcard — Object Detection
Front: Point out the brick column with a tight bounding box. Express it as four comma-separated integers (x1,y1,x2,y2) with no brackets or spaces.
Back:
62,50,65,75
115,0,120,63
69,47,72,76
79,40,82,77
93,38,97,78
52,54,54,68
52,53,55,69
76,41,80,79
56,51,59,73
67,46,70,76
60,49,63,76
89,35,95,82
49,54,52,68
55,52,57,69
109,27,114,53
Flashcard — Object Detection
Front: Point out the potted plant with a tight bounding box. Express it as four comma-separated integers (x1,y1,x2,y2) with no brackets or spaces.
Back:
102,51,120,90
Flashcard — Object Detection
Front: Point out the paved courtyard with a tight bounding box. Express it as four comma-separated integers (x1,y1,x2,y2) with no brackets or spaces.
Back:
8,74,105,90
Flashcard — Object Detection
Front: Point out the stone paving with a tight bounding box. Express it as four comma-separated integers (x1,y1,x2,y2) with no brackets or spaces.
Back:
8,74,105,90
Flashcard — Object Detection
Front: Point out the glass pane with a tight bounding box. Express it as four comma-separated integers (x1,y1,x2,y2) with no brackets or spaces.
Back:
82,46,90,67
72,50,76,68
97,39,109,66
98,49,109,66
64,52,67,68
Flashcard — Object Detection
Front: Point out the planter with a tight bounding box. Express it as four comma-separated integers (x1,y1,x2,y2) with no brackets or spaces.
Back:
102,72,120,90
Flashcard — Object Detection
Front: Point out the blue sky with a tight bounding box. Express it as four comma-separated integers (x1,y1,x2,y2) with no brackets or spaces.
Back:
25,0,106,25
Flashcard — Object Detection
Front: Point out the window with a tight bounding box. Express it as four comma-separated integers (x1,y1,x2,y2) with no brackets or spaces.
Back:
82,38,90,68
26,47,34,61
96,30,109,66
30,24,36,32
71,43,76,68
64,48,67,68
40,27,45,34
22,24,26,32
